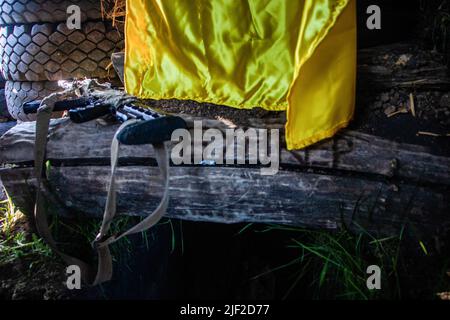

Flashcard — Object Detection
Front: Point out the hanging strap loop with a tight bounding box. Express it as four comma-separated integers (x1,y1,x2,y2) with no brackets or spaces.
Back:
33,93,170,286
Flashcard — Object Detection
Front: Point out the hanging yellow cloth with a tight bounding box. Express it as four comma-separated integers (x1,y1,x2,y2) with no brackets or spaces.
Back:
125,0,356,150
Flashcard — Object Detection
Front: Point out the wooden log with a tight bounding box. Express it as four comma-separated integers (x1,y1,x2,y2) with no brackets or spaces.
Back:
1,165,449,237
112,45,450,96
358,44,450,91
0,117,449,237
113,47,450,100
1,119,450,186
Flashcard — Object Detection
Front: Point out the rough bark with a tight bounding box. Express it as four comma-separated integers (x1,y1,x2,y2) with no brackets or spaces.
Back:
1,118,449,186
0,117,449,237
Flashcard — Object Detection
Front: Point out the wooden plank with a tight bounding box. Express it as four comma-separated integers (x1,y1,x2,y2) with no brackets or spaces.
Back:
1,118,450,186
113,45,450,92
1,165,449,237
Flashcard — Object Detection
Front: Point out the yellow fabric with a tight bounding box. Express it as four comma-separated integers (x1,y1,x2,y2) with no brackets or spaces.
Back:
125,0,356,150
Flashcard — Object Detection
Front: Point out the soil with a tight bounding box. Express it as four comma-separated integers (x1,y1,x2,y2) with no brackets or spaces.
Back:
353,42,450,156
0,256,69,300
0,207,71,300
147,98,283,128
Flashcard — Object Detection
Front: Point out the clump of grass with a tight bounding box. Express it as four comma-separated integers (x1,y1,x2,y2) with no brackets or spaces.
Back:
48,204,180,272
0,195,52,268
0,233,52,265
100,0,126,27
1,185,178,292
420,0,450,64
246,221,450,300
240,223,426,300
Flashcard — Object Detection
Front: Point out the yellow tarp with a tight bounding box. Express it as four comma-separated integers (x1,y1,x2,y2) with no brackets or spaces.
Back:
125,0,356,150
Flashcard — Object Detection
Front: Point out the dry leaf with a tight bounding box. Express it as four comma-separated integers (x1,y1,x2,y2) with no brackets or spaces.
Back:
437,292,450,300
417,131,450,137
386,107,408,118
395,54,412,66
409,93,416,117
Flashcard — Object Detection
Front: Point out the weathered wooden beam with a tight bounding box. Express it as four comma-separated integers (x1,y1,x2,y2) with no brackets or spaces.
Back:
1,165,449,237
357,44,450,91
112,45,450,93
0,116,449,236
1,118,450,186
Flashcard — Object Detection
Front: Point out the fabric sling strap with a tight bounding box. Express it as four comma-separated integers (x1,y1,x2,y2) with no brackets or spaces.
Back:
33,92,170,285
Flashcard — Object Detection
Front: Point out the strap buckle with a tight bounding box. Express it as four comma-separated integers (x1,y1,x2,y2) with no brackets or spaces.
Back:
92,233,116,249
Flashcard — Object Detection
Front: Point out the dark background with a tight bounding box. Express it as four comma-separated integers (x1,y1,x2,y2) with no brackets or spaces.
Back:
357,0,449,66
357,0,422,48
